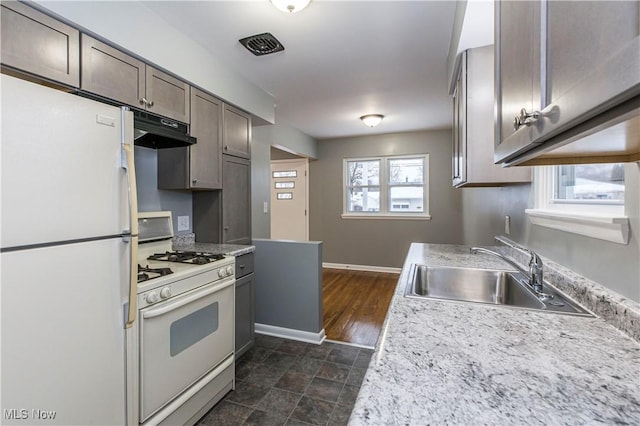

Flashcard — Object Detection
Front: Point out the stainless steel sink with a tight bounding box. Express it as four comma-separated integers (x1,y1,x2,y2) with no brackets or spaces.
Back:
405,265,593,316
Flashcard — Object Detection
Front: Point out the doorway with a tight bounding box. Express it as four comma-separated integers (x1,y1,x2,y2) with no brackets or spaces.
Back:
270,158,309,240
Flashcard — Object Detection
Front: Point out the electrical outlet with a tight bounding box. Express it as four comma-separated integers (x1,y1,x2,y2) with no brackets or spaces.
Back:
177,216,190,232
505,215,511,235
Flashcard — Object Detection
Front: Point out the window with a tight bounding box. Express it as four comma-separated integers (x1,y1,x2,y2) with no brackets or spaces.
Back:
554,164,624,204
343,155,430,219
527,163,629,244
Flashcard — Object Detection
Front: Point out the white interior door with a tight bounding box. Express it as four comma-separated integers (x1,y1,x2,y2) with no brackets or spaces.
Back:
270,159,309,241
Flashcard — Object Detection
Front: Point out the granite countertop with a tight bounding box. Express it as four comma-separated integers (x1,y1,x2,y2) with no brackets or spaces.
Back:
172,234,255,257
350,243,640,425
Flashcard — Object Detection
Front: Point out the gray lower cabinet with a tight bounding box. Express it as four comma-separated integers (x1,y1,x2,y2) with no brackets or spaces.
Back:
452,46,530,187
1,1,80,87
223,104,252,159
235,253,255,359
495,0,640,165
158,88,223,190
222,155,252,245
81,34,190,123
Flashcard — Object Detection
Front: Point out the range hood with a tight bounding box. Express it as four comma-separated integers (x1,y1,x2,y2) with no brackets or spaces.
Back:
133,110,196,149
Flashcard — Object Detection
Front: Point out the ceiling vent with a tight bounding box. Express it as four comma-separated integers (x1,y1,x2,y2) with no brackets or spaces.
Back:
239,32,285,56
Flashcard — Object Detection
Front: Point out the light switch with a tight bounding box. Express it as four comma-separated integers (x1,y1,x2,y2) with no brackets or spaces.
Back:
263,202,269,213
177,216,190,232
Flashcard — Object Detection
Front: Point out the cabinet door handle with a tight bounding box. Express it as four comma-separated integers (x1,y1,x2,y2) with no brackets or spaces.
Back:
513,108,540,131
224,227,229,231
224,145,229,151
192,179,198,184
139,98,154,107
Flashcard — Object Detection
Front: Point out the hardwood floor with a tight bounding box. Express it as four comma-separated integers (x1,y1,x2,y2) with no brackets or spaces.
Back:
322,268,398,348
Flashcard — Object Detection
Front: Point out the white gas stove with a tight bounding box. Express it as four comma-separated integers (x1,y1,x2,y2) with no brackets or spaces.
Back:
136,212,234,295
135,212,235,425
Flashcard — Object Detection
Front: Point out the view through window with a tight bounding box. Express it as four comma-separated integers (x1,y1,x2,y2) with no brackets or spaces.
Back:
553,164,625,204
344,155,428,217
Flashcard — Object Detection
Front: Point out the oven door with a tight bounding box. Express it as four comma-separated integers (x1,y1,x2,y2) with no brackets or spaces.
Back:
139,277,234,422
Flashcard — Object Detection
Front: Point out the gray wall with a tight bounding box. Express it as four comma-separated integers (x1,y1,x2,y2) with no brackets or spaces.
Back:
461,184,531,245
135,146,193,234
251,122,318,239
253,239,323,334
310,130,462,268
461,163,640,302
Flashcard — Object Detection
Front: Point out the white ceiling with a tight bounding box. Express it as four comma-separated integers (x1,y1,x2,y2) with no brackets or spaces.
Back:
142,1,458,140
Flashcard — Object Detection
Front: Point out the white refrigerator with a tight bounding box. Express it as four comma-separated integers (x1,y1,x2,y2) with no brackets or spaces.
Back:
1,75,138,425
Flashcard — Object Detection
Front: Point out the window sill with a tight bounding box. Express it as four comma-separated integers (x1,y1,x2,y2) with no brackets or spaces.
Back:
525,209,630,244
341,213,432,221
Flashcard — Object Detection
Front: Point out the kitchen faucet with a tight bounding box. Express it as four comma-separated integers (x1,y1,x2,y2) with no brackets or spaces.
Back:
470,247,545,295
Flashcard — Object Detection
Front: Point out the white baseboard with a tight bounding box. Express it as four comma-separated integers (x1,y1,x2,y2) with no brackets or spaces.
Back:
255,323,326,345
323,262,401,274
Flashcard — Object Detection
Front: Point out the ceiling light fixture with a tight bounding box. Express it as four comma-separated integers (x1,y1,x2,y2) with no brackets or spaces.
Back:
270,0,311,14
360,114,384,127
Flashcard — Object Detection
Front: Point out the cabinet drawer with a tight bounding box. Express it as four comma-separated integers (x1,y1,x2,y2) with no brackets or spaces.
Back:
1,2,79,87
235,253,254,278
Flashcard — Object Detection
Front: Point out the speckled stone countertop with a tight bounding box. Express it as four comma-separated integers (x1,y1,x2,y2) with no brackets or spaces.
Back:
349,243,640,425
172,233,255,256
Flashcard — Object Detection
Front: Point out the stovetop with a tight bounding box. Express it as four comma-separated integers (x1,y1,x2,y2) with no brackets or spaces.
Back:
147,251,226,265
137,251,228,284
136,251,234,293
135,212,234,292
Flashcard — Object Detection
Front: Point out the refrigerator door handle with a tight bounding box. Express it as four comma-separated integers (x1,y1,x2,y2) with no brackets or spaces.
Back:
122,142,139,237
122,108,139,329
126,236,139,329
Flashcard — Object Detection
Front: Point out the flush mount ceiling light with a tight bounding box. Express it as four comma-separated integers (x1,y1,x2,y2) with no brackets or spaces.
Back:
270,0,311,13
360,114,384,127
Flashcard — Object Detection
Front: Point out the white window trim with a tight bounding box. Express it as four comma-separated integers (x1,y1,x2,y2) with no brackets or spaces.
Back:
526,166,630,244
341,154,431,220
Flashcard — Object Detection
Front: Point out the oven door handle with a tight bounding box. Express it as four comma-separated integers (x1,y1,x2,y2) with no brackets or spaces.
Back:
142,278,234,319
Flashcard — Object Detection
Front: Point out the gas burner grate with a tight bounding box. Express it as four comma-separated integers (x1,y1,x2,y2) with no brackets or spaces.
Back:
137,265,173,283
147,251,225,265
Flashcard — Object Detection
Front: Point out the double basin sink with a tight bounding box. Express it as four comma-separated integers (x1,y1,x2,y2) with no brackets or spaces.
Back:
405,265,592,316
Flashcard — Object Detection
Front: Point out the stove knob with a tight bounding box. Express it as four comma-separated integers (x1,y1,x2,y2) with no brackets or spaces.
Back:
159,287,172,299
218,269,227,278
146,292,159,304
226,266,234,276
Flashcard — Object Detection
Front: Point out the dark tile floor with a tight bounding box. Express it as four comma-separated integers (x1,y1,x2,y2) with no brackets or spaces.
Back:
196,335,372,426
